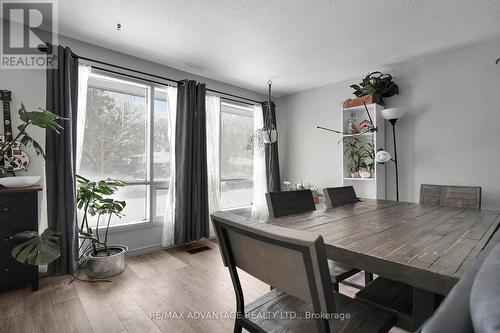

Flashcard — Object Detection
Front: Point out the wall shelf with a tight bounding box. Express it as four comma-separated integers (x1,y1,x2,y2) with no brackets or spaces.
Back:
342,132,374,138
341,103,386,199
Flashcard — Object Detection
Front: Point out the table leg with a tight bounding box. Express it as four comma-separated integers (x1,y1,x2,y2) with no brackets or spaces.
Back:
412,287,436,330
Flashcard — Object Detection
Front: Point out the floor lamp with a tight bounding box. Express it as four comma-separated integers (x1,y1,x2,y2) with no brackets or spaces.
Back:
376,108,406,201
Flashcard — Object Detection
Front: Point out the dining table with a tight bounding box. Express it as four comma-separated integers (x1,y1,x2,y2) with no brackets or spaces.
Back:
230,199,500,328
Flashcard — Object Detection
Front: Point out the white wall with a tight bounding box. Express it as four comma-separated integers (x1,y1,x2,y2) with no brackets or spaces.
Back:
278,37,500,209
0,29,265,255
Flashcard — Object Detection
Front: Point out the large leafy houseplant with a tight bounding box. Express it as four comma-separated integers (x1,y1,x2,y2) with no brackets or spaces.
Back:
6,104,65,266
0,104,64,176
76,175,126,256
350,71,399,99
344,71,399,107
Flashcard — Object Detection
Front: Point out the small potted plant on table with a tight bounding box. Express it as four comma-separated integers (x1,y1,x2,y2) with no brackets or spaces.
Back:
76,175,127,278
291,183,321,204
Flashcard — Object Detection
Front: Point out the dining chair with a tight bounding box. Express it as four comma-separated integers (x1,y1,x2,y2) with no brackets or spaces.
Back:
211,211,396,333
265,189,316,217
266,190,360,292
323,186,360,208
323,186,373,286
420,184,482,209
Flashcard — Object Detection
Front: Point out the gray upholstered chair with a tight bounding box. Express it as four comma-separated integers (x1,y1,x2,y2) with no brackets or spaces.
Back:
420,231,500,333
265,190,360,292
420,184,482,209
211,211,396,333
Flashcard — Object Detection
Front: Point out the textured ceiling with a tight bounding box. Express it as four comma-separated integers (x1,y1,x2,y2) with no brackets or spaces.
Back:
58,0,500,96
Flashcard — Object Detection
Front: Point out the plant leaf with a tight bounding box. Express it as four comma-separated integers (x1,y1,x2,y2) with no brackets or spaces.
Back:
11,228,61,266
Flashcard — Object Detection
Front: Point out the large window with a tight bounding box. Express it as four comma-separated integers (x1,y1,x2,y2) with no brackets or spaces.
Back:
79,71,171,226
219,101,255,209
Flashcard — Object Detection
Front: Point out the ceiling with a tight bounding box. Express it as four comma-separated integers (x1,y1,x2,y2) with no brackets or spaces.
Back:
58,0,500,96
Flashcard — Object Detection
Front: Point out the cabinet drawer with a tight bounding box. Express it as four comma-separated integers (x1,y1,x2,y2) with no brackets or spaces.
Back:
0,194,35,229
0,227,35,254
0,258,34,289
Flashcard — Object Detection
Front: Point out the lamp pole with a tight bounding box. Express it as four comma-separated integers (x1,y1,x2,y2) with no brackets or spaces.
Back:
389,119,399,201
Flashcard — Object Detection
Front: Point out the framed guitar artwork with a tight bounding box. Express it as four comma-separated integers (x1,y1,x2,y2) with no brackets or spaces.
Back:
0,90,30,172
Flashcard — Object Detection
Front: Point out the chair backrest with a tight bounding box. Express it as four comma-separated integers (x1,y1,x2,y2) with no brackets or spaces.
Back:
265,190,316,217
211,211,335,316
323,186,360,208
420,184,481,209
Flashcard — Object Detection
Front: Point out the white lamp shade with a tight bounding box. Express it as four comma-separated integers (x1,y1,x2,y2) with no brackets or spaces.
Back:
381,108,406,120
375,150,392,163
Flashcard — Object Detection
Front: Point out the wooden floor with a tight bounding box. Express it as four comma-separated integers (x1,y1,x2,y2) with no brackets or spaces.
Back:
0,240,407,333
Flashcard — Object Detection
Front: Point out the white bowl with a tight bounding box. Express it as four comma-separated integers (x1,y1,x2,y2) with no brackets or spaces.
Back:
0,176,41,188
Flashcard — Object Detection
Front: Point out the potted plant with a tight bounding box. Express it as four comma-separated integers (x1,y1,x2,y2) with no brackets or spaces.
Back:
343,71,399,108
5,105,64,268
291,183,321,204
0,104,64,180
76,175,127,278
343,137,374,178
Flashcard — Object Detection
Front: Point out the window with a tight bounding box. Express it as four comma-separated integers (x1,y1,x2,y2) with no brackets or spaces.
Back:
219,101,255,209
79,71,171,226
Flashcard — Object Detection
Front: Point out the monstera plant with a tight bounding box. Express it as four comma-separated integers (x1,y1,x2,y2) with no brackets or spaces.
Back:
6,104,65,266
0,104,64,175
11,229,61,266
76,175,128,278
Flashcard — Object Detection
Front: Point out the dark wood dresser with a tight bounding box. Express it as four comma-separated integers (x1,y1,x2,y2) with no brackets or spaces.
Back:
0,186,41,291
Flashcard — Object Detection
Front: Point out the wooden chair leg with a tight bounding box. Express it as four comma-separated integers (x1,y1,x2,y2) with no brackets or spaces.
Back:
364,272,373,285
234,320,243,333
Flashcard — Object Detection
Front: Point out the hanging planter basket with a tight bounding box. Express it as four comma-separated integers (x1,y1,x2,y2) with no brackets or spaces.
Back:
261,128,278,144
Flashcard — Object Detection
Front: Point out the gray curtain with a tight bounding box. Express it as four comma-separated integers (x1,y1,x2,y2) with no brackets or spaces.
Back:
45,45,79,274
174,80,209,245
262,101,281,192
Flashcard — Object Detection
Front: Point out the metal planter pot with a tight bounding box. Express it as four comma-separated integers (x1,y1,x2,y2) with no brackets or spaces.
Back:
83,245,128,278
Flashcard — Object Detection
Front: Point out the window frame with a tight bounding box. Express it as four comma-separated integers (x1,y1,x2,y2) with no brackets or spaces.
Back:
83,69,172,229
218,99,256,210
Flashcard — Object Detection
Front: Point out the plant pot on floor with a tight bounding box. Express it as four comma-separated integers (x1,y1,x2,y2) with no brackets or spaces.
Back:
83,245,128,278
343,94,381,108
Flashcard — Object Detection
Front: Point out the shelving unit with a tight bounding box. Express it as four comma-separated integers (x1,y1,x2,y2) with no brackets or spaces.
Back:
341,103,386,199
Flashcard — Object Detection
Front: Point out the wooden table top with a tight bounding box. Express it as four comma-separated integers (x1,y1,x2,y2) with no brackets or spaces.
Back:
254,200,500,295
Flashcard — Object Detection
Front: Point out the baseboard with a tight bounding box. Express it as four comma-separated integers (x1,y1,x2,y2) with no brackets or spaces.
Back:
126,243,163,256
126,237,218,257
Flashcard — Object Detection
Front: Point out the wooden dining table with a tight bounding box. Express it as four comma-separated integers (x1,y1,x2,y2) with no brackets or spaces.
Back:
231,199,500,328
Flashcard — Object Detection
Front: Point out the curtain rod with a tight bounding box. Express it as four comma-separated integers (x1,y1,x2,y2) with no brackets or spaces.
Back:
80,54,263,104
41,44,264,105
